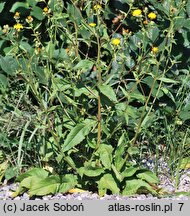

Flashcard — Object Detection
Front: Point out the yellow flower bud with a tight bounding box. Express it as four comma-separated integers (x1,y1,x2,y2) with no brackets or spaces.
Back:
43,7,49,13
93,4,102,10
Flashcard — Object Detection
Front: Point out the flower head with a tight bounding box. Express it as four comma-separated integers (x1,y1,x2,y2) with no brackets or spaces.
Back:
43,7,49,13
2,24,9,34
152,46,159,53
148,12,157,20
13,23,23,32
132,9,142,17
14,12,20,20
89,22,96,27
26,16,33,23
111,38,121,46
93,4,102,11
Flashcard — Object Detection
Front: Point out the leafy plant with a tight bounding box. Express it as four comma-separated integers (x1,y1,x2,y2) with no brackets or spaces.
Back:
0,0,190,197
12,168,77,197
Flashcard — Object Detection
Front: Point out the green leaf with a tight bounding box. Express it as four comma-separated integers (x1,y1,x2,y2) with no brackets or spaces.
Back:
53,49,68,60
127,146,139,156
27,0,37,7
79,28,92,40
67,3,82,24
111,164,123,182
21,176,36,189
5,167,17,181
12,179,30,197
16,168,48,182
141,112,156,128
78,166,104,177
0,161,9,183
114,133,126,171
142,76,161,97
98,144,113,169
73,59,94,72
61,119,95,152
125,54,135,68
182,31,190,47
147,26,160,42
10,2,30,12
179,104,190,121
158,77,179,84
136,170,159,184
99,84,117,102
12,168,49,197
98,174,120,196
179,157,190,170
31,6,44,20
174,18,190,31
59,174,77,193
19,41,33,54
121,167,139,178
129,34,142,52
57,155,77,171
0,74,8,88
28,174,77,196
187,0,190,17
33,65,47,85
130,92,145,103
161,87,175,103
29,175,61,196
0,55,19,75
147,0,170,16
0,2,5,13
125,106,138,124
122,179,157,195
74,87,98,98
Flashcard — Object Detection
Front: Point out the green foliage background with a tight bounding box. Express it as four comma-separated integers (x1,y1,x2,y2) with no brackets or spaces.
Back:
0,0,190,197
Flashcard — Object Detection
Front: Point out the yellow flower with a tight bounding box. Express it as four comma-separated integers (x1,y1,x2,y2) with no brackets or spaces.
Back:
148,12,157,20
152,46,159,53
89,22,96,27
111,38,121,46
13,23,23,32
26,16,33,23
93,4,102,10
43,7,49,13
132,9,142,17
14,12,20,19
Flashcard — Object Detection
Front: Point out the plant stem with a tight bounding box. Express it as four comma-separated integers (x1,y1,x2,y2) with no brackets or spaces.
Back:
96,33,102,149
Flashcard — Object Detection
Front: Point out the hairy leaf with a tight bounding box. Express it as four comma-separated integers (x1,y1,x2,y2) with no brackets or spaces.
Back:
121,167,139,178
61,119,95,152
98,174,120,196
98,144,113,169
136,170,159,184
122,179,157,195
98,84,117,102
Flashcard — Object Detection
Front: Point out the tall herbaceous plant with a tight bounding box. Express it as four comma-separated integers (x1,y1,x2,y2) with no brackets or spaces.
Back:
0,0,190,197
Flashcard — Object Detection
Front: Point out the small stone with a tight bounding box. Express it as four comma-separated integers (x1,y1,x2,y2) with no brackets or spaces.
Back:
13,196,21,200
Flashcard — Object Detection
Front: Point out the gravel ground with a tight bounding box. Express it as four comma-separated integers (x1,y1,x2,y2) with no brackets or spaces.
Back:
0,158,190,200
